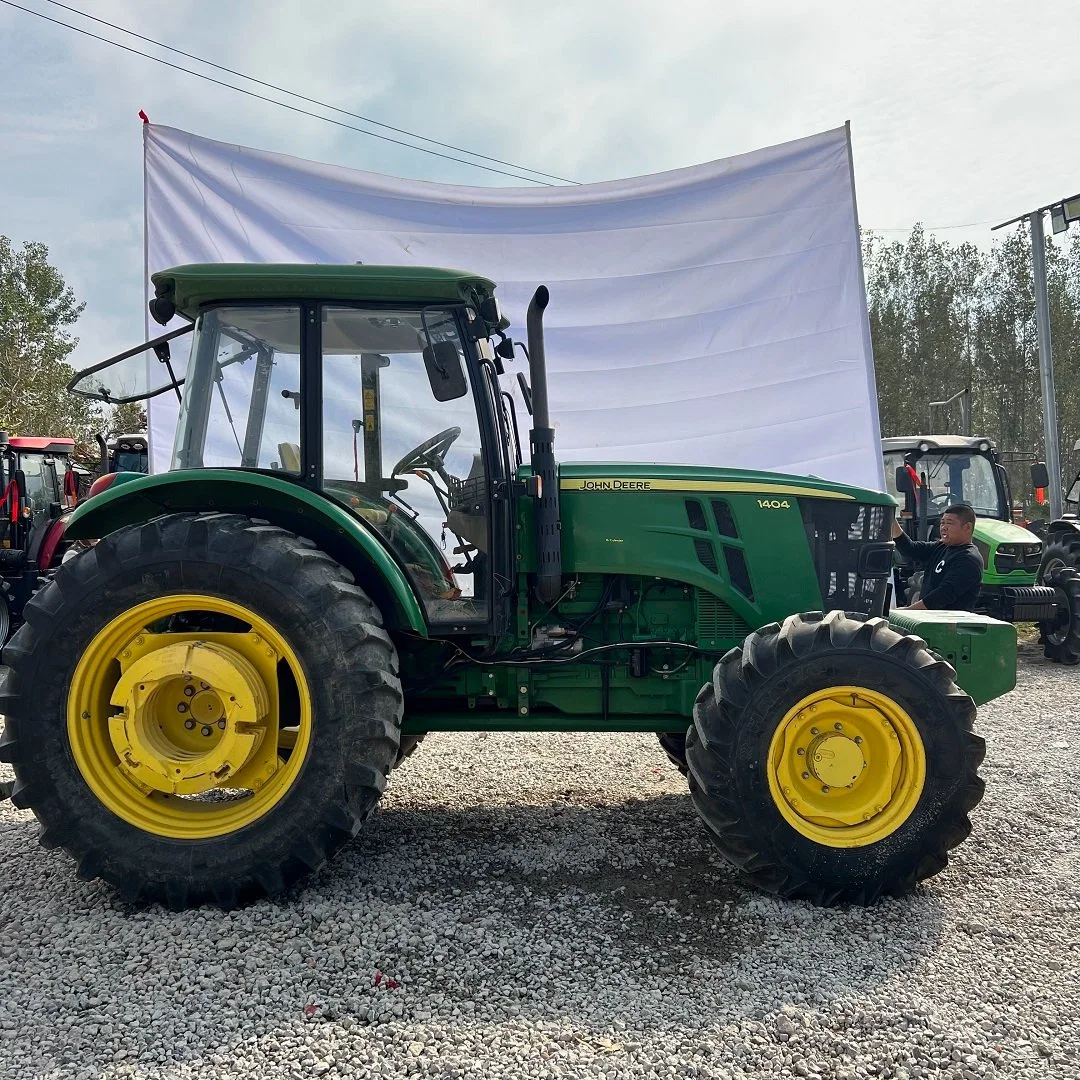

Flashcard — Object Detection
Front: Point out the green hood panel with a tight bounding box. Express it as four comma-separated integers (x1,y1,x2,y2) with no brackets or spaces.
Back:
973,518,1040,546
66,470,427,634
557,462,893,507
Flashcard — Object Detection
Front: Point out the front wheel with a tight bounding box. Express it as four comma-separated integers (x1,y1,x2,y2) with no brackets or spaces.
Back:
0,513,403,909
686,610,984,906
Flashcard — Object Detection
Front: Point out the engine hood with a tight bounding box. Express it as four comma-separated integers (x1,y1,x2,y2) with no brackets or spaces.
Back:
557,463,894,506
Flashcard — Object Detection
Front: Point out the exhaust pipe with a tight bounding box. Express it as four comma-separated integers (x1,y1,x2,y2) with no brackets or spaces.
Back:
95,433,108,477
526,286,562,604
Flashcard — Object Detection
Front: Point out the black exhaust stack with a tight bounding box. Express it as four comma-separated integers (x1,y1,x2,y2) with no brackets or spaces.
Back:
526,285,562,603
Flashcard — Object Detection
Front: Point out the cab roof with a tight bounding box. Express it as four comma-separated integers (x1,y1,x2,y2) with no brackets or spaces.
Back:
151,264,498,322
7,437,75,453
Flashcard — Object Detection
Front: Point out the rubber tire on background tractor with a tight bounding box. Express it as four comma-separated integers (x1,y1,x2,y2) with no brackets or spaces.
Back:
685,610,985,906
1038,565,1080,665
1039,535,1080,582
0,513,403,910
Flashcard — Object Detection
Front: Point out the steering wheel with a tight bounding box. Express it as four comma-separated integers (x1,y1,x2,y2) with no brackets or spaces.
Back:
391,426,461,478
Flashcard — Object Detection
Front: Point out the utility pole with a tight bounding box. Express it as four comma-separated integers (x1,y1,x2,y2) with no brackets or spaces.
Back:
995,192,1080,522
1029,211,1061,521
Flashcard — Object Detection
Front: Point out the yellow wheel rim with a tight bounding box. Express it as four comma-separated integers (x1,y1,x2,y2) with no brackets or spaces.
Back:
767,685,926,848
67,594,312,840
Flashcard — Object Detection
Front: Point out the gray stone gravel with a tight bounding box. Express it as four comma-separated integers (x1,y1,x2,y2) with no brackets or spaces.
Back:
1,640,1078,1079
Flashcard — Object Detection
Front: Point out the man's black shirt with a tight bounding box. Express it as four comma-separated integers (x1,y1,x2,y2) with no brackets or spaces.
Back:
895,531,983,611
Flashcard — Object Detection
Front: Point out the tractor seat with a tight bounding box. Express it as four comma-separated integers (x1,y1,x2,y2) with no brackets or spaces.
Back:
277,442,302,473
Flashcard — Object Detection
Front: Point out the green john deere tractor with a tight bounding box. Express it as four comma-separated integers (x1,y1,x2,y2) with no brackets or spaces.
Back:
0,264,1015,910
883,435,1080,664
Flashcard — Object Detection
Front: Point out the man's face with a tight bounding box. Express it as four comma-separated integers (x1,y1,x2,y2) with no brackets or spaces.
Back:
939,512,974,546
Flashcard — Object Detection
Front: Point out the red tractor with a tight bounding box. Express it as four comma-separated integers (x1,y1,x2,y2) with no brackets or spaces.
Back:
0,431,78,646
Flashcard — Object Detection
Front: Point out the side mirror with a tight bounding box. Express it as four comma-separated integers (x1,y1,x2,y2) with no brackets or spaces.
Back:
1031,461,1050,489
423,341,467,402
894,465,913,494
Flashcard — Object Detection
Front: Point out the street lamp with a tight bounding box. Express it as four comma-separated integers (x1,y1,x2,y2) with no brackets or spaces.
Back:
993,192,1080,521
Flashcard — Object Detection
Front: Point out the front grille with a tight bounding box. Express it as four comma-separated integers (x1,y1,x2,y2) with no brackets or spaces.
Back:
801,499,892,615
994,543,1043,575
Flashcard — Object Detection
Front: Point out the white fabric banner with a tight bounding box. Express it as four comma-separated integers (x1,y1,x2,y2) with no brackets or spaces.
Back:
143,123,884,490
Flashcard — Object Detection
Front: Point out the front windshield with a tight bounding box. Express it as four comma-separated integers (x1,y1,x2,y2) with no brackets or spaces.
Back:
883,450,1002,517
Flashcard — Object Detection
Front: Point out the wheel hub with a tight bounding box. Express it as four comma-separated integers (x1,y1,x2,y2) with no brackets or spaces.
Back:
768,686,923,846
806,731,866,788
107,640,270,795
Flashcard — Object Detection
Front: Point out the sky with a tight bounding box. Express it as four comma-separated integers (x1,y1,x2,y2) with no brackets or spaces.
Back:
3,0,1080,373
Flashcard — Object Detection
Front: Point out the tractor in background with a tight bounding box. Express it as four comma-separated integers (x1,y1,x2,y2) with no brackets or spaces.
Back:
0,432,78,646
95,431,149,480
882,434,1080,663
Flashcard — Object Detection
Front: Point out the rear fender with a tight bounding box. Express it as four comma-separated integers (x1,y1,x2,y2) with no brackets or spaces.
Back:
1047,519,1080,537
64,470,427,634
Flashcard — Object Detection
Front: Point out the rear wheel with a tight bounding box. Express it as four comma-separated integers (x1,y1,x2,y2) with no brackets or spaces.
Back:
0,513,402,909
686,610,984,906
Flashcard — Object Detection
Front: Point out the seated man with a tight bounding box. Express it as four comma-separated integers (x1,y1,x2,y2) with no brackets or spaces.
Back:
892,502,983,611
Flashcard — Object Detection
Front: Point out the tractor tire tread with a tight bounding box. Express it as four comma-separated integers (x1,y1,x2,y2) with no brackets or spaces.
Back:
686,610,983,907
0,512,403,910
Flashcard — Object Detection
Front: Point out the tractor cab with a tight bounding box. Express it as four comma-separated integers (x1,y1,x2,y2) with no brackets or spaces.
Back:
881,435,1017,534
69,265,525,631
99,432,149,477
0,432,78,643
0,434,77,542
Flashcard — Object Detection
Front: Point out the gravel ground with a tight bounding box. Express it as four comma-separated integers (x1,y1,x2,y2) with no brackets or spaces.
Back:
1,641,1078,1080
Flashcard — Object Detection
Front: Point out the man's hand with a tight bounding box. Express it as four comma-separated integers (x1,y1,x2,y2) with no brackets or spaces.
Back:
891,519,904,540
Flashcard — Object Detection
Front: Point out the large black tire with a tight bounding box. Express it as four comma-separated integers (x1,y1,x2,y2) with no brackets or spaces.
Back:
0,513,402,909
657,732,688,775
1039,535,1080,581
1038,566,1080,665
686,610,984,906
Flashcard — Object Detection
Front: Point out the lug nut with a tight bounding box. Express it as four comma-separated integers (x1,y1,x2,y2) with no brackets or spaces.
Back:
801,771,810,780
834,723,843,730
796,748,805,756
184,719,196,730
821,785,830,793
177,703,188,713
201,726,213,737
217,719,226,730
810,727,819,735
184,686,196,698
854,736,863,745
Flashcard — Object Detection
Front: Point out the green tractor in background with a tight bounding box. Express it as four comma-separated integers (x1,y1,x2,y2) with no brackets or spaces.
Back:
883,435,1080,664
0,264,1014,910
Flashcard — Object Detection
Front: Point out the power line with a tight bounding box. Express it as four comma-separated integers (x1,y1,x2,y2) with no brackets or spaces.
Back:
40,0,578,185
0,0,565,186
869,220,999,233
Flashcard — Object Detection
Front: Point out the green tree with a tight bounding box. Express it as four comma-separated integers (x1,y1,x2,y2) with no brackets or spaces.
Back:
108,401,147,435
0,236,99,440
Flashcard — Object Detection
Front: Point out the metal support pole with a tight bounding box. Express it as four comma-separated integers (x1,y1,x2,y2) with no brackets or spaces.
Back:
1030,211,1062,520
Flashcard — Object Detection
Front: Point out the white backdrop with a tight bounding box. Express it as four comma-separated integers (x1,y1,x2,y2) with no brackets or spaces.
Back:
143,122,884,490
